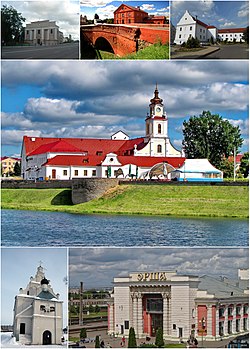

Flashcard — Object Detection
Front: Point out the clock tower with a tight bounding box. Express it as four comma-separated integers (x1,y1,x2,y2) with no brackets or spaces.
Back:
145,84,168,140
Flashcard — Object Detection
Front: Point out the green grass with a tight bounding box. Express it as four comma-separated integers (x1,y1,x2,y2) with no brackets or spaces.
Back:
1,185,248,218
100,43,169,60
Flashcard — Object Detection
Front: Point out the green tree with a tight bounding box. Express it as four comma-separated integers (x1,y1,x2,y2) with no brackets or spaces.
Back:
239,152,249,178
14,161,21,176
219,158,234,178
242,26,249,44
95,304,100,313
185,36,200,48
95,335,100,348
155,328,164,347
182,111,243,168
128,327,137,348
89,304,94,313
80,328,87,339
1,5,26,45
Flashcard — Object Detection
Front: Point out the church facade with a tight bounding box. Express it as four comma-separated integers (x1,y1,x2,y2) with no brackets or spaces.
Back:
21,86,184,181
108,269,249,342
13,265,63,346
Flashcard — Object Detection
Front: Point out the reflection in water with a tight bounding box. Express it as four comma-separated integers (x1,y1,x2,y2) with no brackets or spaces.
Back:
1,209,248,247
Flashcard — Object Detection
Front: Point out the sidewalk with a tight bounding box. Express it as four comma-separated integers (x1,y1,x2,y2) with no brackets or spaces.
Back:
171,46,220,59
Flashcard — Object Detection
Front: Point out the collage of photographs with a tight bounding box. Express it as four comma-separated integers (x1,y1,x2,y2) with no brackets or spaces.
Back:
1,0,249,348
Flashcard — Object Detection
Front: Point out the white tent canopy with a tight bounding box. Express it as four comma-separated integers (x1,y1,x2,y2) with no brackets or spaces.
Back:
177,159,222,174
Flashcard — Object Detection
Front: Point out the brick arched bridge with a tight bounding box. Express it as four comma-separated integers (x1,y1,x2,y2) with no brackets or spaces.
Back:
81,24,169,56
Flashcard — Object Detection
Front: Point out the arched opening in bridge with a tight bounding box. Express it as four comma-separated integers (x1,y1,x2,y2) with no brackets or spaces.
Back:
95,37,114,54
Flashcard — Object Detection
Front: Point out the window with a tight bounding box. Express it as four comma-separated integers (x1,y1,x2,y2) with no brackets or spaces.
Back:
20,323,26,334
84,170,88,176
173,324,176,330
200,28,202,32
38,30,40,34
92,170,97,176
190,26,192,30
157,144,162,153
74,170,78,176
228,307,233,316
236,306,241,315
179,34,181,38
180,27,182,31
146,298,163,312
27,30,29,34
51,29,53,34
219,308,225,317
158,124,162,134
124,321,129,329
228,320,232,334
63,170,67,176
243,305,248,315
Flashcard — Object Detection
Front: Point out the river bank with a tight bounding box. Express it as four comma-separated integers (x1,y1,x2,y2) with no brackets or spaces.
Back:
1,185,249,218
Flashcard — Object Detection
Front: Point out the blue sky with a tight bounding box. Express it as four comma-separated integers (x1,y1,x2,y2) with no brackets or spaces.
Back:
69,247,249,288
80,1,169,20
1,248,68,325
171,1,249,28
1,60,249,157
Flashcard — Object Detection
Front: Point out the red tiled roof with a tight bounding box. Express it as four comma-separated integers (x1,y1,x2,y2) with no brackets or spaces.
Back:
43,155,105,167
218,28,246,34
23,136,146,157
118,156,186,168
1,156,21,161
28,140,82,156
207,25,216,29
43,154,185,169
191,15,208,28
228,154,243,163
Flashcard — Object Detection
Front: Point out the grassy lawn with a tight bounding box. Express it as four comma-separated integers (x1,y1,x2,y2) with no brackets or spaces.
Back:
100,43,169,60
1,185,248,218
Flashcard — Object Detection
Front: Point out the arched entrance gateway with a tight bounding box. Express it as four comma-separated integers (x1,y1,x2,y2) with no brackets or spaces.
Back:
42,330,52,345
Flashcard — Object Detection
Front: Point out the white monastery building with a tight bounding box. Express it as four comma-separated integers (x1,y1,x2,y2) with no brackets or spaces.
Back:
25,20,64,45
21,86,223,182
13,265,63,346
108,269,249,342
174,10,246,45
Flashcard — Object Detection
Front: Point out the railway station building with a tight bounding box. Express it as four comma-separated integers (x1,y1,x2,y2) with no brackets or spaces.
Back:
107,269,249,342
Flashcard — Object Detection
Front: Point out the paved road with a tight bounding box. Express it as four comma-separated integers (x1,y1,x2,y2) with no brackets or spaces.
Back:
1,42,79,59
203,44,249,59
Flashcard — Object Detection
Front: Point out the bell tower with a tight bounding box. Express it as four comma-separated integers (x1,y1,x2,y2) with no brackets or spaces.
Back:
145,84,168,139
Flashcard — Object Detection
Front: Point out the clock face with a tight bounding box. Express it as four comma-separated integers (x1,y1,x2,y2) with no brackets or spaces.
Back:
156,106,161,113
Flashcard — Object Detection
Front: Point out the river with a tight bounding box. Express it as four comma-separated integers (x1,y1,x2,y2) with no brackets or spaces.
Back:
1,209,248,247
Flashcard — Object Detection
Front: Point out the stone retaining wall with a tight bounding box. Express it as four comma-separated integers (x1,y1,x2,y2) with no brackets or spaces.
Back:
72,178,119,204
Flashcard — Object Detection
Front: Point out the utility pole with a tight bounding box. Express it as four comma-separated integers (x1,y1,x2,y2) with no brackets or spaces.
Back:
79,282,83,325
233,147,236,182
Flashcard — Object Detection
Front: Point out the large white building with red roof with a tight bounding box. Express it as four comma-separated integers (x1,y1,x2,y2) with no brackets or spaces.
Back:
174,10,246,45
21,86,184,181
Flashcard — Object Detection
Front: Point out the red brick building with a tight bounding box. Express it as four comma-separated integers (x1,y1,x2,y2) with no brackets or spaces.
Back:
114,4,167,25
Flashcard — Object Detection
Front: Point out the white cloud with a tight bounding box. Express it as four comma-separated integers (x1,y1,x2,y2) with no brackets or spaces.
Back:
80,0,113,7
222,21,236,27
141,4,156,11
96,4,117,18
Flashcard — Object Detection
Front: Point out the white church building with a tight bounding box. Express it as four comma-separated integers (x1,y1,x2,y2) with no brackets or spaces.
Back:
174,10,246,45
21,86,223,182
13,265,63,346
